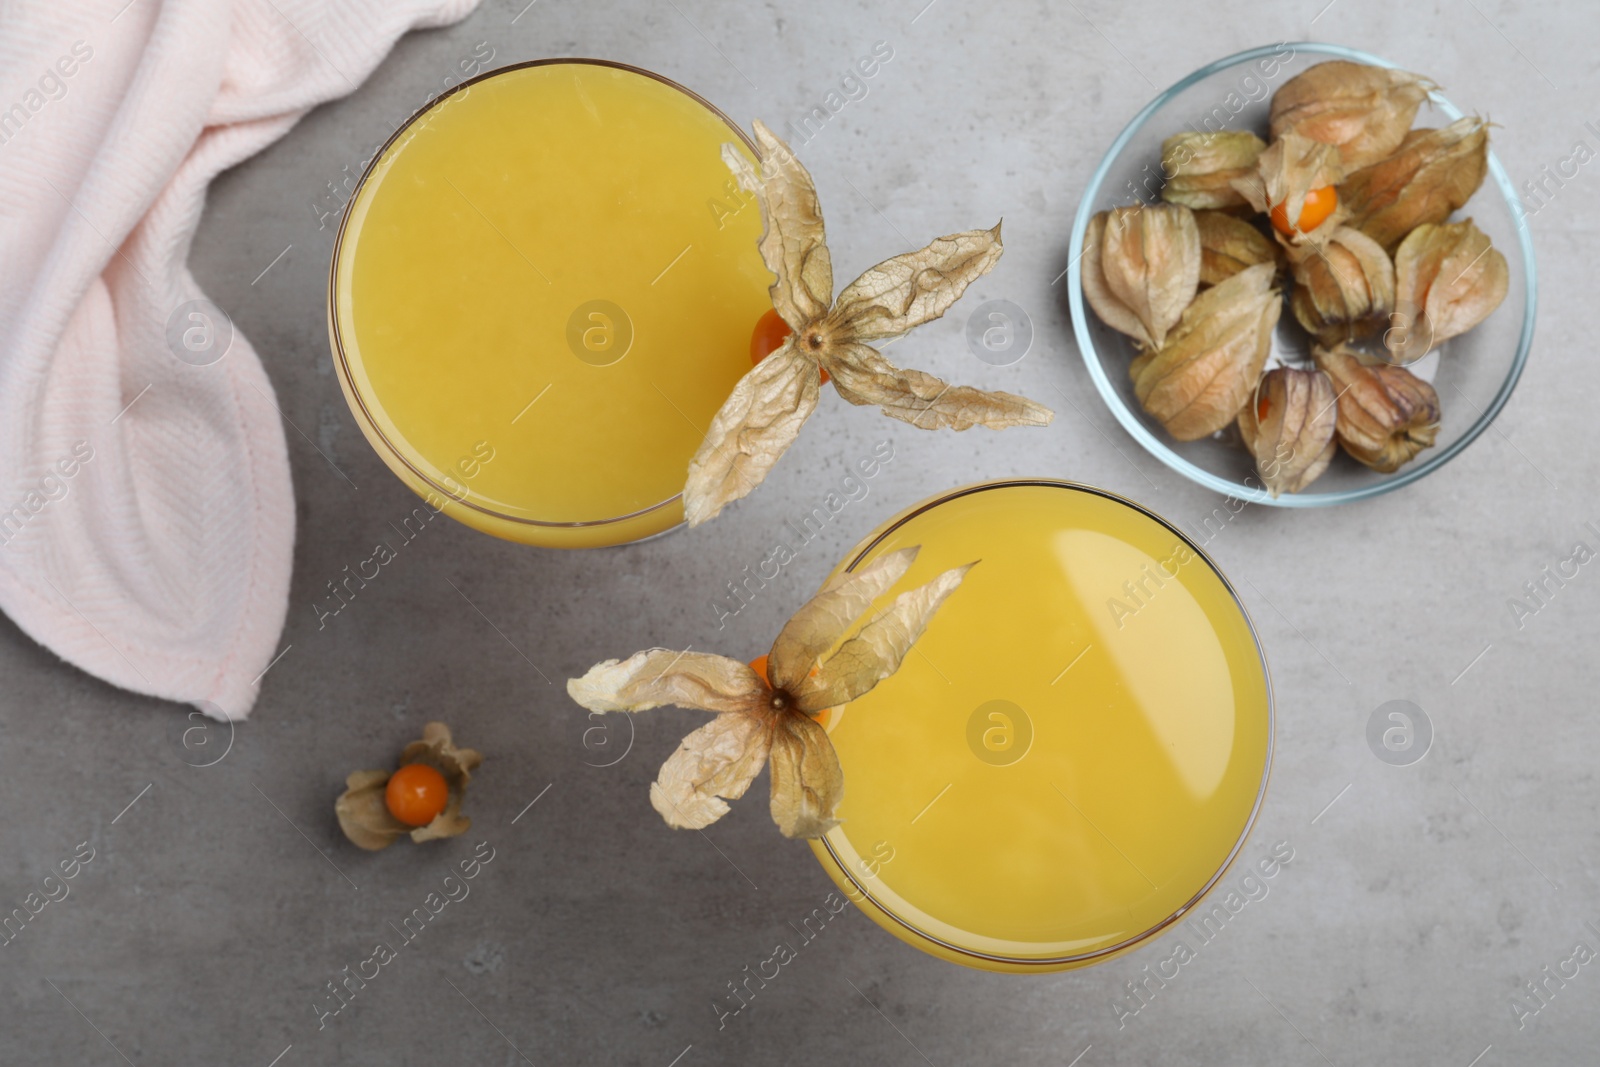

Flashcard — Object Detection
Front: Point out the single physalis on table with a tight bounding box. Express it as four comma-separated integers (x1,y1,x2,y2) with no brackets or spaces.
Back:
335,722,482,851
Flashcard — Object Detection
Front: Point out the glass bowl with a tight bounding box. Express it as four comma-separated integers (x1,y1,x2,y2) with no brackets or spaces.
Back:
1067,42,1538,507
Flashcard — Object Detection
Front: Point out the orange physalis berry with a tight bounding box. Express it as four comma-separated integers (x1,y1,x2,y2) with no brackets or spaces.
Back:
750,307,828,385
1270,185,1338,237
385,763,449,827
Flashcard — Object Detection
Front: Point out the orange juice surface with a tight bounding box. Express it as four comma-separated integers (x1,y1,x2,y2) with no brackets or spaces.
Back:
329,61,771,547
811,481,1272,971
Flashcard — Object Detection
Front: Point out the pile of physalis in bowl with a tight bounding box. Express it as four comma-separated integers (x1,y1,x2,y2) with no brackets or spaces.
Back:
1082,60,1509,495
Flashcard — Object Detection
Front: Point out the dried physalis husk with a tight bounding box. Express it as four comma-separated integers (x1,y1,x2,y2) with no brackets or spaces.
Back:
336,722,483,851
1231,134,1347,244
1342,117,1490,250
1082,204,1201,350
1286,225,1396,344
1270,60,1437,169
1314,342,1441,472
1237,366,1338,496
567,546,973,839
1386,218,1509,364
684,120,1052,527
1160,131,1268,210
1130,262,1281,441
1195,210,1279,287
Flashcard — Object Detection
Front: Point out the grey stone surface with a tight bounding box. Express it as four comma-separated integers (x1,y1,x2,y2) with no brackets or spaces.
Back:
3,1,1598,1064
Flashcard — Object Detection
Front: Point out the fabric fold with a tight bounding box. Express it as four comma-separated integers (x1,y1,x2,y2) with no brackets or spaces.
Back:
0,0,482,719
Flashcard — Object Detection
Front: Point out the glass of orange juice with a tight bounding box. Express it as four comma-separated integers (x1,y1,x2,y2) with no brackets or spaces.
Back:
810,480,1273,971
328,60,772,547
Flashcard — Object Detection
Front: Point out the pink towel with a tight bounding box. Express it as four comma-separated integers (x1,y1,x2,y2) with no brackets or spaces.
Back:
0,0,481,720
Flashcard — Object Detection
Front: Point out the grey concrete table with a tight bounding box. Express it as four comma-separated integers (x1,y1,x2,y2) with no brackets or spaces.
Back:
4,2,1597,1064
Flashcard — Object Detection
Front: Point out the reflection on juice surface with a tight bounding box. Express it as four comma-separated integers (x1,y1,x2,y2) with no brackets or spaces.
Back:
812,482,1271,970
330,61,772,544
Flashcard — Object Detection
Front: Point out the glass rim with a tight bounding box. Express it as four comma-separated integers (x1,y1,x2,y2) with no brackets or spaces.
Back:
326,58,760,530
1066,41,1539,509
818,478,1277,967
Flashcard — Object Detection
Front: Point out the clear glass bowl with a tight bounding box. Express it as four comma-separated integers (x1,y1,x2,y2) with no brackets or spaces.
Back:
1068,42,1538,507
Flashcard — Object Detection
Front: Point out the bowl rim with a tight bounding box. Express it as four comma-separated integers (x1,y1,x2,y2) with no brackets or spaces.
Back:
327,58,759,530
1067,41,1539,508
814,477,1275,968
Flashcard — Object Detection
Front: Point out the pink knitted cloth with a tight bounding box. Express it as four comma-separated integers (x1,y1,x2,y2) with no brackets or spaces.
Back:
0,0,480,719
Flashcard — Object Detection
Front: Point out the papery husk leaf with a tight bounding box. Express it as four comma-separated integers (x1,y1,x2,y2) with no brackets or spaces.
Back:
826,224,1003,344
567,540,965,840
1098,204,1201,351
793,562,976,714
1286,225,1395,343
1387,218,1508,364
401,721,483,782
684,339,822,527
1270,60,1437,169
825,342,1053,430
1130,262,1281,441
336,769,411,851
1231,134,1346,236
1161,131,1268,210
724,120,833,330
1081,211,1155,346
767,546,920,693
1342,117,1490,250
650,711,774,831
567,649,767,716
694,119,1048,526
410,789,473,844
1237,367,1338,496
1315,343,1441,472
768,712,845,839
1196,210,1279,287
